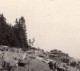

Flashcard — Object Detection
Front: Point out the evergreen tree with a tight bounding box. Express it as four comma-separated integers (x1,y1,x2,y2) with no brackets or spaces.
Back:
14,17,28,48
0,14,28,48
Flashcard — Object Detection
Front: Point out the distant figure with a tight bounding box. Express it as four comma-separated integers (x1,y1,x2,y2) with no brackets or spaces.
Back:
54,62,58,69
48,61,53,70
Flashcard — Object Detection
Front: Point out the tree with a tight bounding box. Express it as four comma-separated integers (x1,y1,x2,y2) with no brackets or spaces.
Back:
14,17,28,48
0,14,28,49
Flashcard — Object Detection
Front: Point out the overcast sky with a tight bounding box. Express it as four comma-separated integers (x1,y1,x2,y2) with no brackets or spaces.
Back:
0,0,80,59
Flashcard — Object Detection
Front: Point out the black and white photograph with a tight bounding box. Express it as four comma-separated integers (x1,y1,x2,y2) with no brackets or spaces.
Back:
0,0,80,71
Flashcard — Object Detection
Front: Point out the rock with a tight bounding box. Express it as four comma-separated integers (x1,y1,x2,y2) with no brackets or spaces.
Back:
14,59,51,71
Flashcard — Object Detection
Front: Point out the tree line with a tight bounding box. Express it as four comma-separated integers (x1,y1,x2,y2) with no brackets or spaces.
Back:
0,14,28,48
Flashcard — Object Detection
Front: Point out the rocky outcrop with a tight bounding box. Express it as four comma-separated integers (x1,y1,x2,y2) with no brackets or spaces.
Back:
0,46,80,71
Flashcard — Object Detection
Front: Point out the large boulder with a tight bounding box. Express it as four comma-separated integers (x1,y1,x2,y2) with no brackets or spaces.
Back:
14,59,51,71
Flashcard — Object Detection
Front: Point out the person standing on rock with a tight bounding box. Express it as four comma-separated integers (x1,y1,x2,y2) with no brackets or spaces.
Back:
48,61,54,71
54,62,58,71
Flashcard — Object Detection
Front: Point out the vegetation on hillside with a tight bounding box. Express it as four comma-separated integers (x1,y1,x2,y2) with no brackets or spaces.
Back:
0,14,28,48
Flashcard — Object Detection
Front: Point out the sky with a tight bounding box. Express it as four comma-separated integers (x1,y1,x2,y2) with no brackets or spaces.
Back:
0,0,80,59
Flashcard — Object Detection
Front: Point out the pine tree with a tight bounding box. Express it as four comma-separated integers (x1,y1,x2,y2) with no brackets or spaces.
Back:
0,14,28,49
14,17,28,48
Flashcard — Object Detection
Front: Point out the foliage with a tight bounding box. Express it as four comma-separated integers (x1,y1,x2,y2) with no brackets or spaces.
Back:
0,14,28,48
